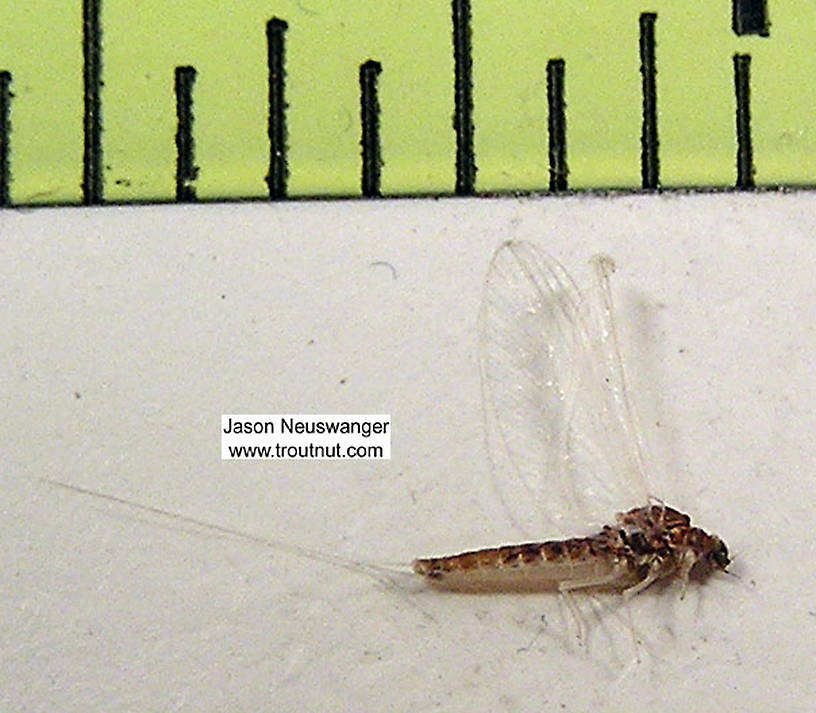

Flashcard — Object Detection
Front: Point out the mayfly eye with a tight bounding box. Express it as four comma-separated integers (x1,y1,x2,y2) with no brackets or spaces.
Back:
712,543,730,569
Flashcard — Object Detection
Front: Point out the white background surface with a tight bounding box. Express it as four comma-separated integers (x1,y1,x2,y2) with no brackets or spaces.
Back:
2,192,815,711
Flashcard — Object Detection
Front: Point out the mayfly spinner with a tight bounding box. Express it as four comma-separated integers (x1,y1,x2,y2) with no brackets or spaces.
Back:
41,242,730,621
413,241,730,600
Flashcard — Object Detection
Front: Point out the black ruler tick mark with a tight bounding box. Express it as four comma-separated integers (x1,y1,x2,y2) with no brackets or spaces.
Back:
639,13,659,190
452,0,475,195
733,54,754,189
732,0,769,37
82,0,103,205
266,18,289,200
360,60,383,198
0,71,11,207
546,59,567,192
175,65,198,202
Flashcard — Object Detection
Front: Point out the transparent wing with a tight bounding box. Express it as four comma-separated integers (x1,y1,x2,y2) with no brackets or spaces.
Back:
479,241,650,537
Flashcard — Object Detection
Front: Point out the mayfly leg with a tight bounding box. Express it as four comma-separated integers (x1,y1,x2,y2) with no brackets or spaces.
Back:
557,567,629,643
623,598,643,663
559,586,642,662
559,590,586,643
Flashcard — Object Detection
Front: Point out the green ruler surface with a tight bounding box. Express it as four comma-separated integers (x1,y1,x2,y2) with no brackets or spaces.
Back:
0,0,809,206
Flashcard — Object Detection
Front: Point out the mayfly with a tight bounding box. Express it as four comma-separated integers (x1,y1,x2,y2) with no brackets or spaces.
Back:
41,242,729,621
413,241,729,604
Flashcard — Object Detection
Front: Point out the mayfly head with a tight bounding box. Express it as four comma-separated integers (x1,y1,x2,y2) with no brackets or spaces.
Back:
708,537,730,571
687,529,731,579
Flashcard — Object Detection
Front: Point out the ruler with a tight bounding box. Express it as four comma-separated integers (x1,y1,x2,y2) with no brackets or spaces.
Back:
0,0,809,207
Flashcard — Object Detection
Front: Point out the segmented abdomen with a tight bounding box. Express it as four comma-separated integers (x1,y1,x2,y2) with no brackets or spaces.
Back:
412,537,625,593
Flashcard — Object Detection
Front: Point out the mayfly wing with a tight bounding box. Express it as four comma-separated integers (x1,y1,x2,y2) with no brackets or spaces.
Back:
479,241,650,537
565,253,651,516
479,241,584,535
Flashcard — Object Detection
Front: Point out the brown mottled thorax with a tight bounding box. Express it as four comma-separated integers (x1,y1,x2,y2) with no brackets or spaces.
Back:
412,503,729,595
